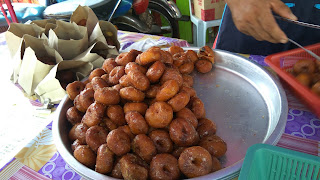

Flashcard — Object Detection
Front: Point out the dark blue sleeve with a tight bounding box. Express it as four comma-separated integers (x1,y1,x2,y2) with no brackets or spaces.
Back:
215,0,320,55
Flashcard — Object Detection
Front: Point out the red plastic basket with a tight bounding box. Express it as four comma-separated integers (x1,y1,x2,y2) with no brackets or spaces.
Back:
265,43,320,117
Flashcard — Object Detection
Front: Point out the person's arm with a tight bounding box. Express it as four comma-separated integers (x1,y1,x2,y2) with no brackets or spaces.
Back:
225,0,297,44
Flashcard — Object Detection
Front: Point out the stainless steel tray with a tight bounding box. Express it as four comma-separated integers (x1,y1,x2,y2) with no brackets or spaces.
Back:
53,48,288,180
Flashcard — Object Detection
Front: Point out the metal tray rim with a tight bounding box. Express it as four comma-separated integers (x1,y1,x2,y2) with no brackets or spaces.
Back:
53,48,288,180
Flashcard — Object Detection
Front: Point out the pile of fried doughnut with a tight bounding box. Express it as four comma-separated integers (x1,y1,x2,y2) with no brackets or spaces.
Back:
65,45,227,180
292,59,320,97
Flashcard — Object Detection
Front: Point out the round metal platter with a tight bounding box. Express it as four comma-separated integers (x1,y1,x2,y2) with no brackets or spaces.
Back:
53,48,288,179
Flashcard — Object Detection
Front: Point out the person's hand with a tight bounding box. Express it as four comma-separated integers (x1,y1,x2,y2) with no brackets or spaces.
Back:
225,0,297,43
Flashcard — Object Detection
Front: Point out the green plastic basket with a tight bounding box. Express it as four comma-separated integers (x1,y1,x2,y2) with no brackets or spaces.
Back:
239,144,320,180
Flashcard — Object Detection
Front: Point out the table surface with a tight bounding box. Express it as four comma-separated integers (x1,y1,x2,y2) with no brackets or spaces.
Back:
0,31,319,180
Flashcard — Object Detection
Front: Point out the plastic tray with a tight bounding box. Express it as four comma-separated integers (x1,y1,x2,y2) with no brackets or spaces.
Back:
239,144,320,180
265,43,320,117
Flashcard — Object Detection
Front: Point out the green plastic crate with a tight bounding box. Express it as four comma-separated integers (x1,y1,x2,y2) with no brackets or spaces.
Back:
239,144,320,180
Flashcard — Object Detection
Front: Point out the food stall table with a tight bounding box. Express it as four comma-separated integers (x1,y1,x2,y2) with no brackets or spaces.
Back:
0,31,319,180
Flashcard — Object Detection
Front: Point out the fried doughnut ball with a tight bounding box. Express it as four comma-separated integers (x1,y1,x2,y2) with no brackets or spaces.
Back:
69,123,80,141
178,146,213,178
156,80,180,101
94,74,110,87
160,50,174,64
296,73,312,87
85,125,108,152
120,153,149,180
125,62,147,74
176,108,198,128
293,59,316,74
311,73,320,84
123,102,148,115
78,88,95,111
115,49,140,66
149,130,173,153
160,67,183,87
211,156,222,172
117,125,135,140
74,94,86,112
85,82,93,90
197,118,217,138
199,135,227,158
95,144,114,174
132,134,157,163
128,69,150,91
112,84,122,92
66,81,85,100
88,68,106,81
91,77,109,91
71,139,84,152
179,61,194,74
111,157,123,179
181,85,197,98
145,101,173,128
94,87,120,105
124,111,148,135
74,145,96,169
106,105,126,126
198,46,215,63
74,123,89,144
189,96,206,119
169,118,199,147
168,91,190,112
119,75,131,87
104,117,118,131
66,106,83,125
107,128,131,156
109,66,125,85
311,81,320,96
120,86,145,102
150,154,180,180
102,58,117,74
136,47,161,66
173,52,188,67
146,61,166,83
172,146,186,159
146,85,161,99
185,49,198,63
182,74,194,87
82,102,106,127
168,45,184,55
195,59,213,73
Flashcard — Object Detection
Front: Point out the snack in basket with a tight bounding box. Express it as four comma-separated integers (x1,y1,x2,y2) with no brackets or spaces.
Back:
76,19,87,26
104,31,117,47
292,59,320,97
56,70,77,90
311,81,320,96
64,45,227,179
293,59,316,74
295,73,312,87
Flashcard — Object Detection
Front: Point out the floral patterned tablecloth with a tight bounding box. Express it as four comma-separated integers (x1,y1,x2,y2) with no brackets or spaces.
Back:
0,32,319,180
